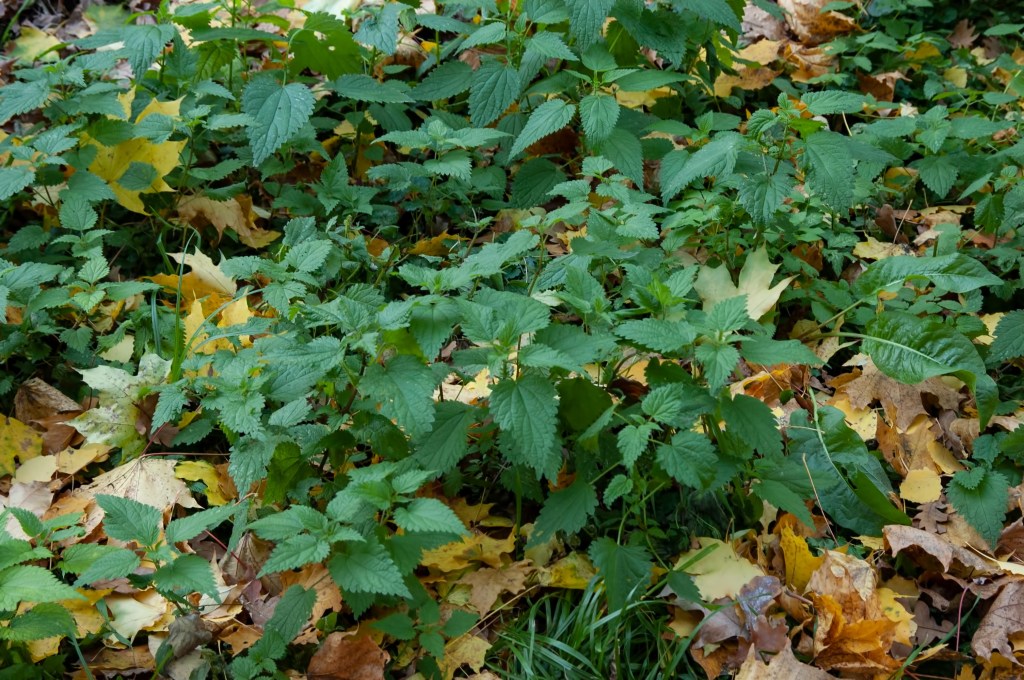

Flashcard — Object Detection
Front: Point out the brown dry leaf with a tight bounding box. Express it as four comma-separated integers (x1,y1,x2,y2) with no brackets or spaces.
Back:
307,633,388,680
217,621,262,655
777,0,858,45
176,194,280,248
949,19,978,49
741,2,788,42
280,563,344,639
438,634,491,680
884,525,994,578
14,378,81,423
831,358,962,432
72,646,155,676
457,560,532,615
715,66,780,98
735,643,833,679
973,580,1024,663
857,71,908,103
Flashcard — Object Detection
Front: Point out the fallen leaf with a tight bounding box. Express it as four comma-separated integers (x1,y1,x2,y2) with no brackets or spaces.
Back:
695,247,795,321
281,563,344,640
536,551,596,589
900,468,943,504
735,643,833,679
1,481,53,539
14,453,57,483
0,416,43,476
82,92,187,214
458,560,532,615
438,634,490,680
10,26,61,64
176,194,280,248
884,525,994,578
106,589,173,642
421,530,517,572
676,538,765,601
174,460,234,505
308,633,388,680
973,580,1024,663
779,525,824,592
778,0,858,45
75,457,200,519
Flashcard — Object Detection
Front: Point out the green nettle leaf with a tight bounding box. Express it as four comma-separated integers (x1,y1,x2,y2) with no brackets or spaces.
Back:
589,538,653,612
0,603,76,642
801,90,866,115
788,407,909,536
946,468,1008,546
360,355,437,438
617,423,657,468
913,155,958,198
661,134,741,200
264,585,317,646
0,566,84,610
154,554,219,599
720,394,782,457
411,61,474,100
123,24,176,78
394,498,468,535
242,75,316,165
414,401,476,473
695,341,740,390
737,170,793,223
656,431,718,490
854,253,1001,297
803,131,853,211
604,474,634,505
597,128,644,187
565,0,616,47
75,548,141,587
863,311,993,426
329,540,411,598
579,93,620,143
0,79,50,126
260,535,331,575
530,478,599,545
510,100,577,158
333,74,413,103
674,0,742,30
615,319,696,354
96,494,162,546
989,310,1024,361
488,374,560,477
470,61,523,127
0,166,36,201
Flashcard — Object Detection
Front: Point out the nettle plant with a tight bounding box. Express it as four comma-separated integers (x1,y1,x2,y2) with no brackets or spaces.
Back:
2,0,1024,672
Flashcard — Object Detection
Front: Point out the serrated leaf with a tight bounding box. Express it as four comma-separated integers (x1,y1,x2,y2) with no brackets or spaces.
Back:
530,478,598,545
488,374,560,476
75,548,141,587
412,61,474,100
264,585,317,645
260,535,331,575
124,24,176,78
0,603,75,641
597,128,644,187
165,504,236,544
694,342,740,390
604,474,633,505
801,90,866,115
656,431,718,489
720,394,781,456
526,31,578,61
913,155,958,198
0,566,84,609
589,538,652,612
334,74,413,103
737,170,793,223
470,61,522,127
96,494,162,546
394,498,468,535
360,355,436,438
0,80,50,125
615,318,695,354
565,0,615,48
414,401,477,473
661,134,741,200
0,167,36,201
674,0,741,30
990,311,1024,361
242,76,315,165
510,100,576,158
579,93,620,142
803,130,853,211
946,468,1008,546
617,422,657,468
329,540,411,598
154,554,218,599
740,336,822,366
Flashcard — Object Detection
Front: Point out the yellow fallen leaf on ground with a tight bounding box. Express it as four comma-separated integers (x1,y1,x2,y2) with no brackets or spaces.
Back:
675,538,764,601
537,551,596,589
11,26,61,64
780,525,825,592
82,92,186,214
899,468,943,504
0,416,43,476
175,460,234,505
176,195,280,248
694,247,795,320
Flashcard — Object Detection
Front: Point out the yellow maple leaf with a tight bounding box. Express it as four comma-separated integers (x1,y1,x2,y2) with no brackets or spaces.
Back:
81,91,186,214
694,246,795,320
11,26,61,64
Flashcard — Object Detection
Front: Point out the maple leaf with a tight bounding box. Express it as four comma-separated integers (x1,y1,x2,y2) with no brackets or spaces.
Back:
694,247,794,321
68,354,172,457
81,90,186,214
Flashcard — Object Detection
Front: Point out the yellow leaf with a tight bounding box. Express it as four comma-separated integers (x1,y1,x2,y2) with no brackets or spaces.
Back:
537,551,596,589
99,334,135,362
830,395,878,440
56,443,110,476
14,454,57,483
675,538,764,600
176,195,280,248
0,416,43,476
694,247,795,321
780,525,824,592
83,94,186,214
409,231,461,256
853,236,913,261
106,590,173,642
899,468,942,504
613,86,674,109
438,634,491,680
11,26,61,64
175,460,233,505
